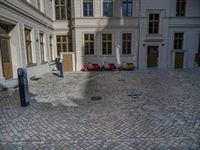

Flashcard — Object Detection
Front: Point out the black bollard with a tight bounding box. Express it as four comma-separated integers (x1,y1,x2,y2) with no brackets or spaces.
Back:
60,59,64,78
17,68,30,107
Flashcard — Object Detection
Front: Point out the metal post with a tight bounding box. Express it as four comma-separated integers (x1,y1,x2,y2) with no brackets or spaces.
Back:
60,59,64,78
17,68,30,107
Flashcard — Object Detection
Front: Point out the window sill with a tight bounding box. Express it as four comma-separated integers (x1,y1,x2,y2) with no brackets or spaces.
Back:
121,54,132,57
100,55,114,57
171,49,187,52
146,34,162,36
82,16,94,18
84,54,96,57
27,63,37,68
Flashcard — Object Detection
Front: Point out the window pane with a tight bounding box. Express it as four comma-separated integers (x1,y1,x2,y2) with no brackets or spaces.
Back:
57,36,61,42
83,0,93,16
63,43,67,51
108,34,112,40
103,0,113,17
89,3,93,16
57,44,61,49
61,6,66,19
85,34,88,41
55,7,60,20
83,3,88,16
55,0,60,5
60,0,65,5
62,35,67,42
90,34,94,40
122,0,132,16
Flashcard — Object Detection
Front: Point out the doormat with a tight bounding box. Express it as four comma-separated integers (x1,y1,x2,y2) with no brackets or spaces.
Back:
91,96,102,101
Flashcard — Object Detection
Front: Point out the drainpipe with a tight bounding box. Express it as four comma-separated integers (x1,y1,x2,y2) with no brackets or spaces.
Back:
137,0,141,69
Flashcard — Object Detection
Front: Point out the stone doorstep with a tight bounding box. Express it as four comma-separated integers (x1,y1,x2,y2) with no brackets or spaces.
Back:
0,78,18,91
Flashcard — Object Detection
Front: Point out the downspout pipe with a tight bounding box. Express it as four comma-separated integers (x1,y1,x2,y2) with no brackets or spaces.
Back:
137,0,141,69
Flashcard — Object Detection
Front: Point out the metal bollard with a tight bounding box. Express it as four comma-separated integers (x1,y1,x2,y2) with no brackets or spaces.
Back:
60,59,64,78
17,68,30,107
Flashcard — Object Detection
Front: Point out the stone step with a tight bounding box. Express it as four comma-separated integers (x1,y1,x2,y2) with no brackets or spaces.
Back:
0,78,18,91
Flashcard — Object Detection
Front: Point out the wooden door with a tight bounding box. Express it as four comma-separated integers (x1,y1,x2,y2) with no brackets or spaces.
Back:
175,52,184,69
147,46,159,68
0,37,13,80
63,54,73,71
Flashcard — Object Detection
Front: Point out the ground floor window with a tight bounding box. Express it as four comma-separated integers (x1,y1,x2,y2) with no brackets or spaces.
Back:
122,33,132,55
84,34,94,55
102,34,112,55
40,33,45,62
49,36,53,61
25,28,33,65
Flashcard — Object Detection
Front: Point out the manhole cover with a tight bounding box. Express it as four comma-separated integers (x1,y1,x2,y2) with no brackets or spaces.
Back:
91,96,102,101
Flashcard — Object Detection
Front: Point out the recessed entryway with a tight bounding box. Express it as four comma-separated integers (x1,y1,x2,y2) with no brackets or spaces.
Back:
175,52,184,69
147,46,159,68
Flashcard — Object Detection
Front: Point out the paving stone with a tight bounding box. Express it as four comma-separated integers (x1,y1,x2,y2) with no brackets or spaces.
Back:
0,70,200,149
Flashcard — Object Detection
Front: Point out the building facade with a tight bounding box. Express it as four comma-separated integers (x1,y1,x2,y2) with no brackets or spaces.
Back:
0,0,200,84
0,0,55,84
72,0,200,70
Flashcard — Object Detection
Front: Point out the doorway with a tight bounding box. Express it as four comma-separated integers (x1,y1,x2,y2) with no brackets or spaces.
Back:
63,53,73,71
147,46,159,68
0,36,13,80
175,52,184,69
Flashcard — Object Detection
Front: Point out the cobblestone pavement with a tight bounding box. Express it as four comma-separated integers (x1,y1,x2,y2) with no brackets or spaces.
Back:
0,70,200,150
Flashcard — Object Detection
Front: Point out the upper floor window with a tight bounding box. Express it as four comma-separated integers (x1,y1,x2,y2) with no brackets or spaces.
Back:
149,14,160,34
84,34,94,55
40,33,45,62
102,34,112,55
24,28,33,65
176,0,186,16
55,0,67,20
103,0,113,17
37,0,41,11
83,0,93,16
122,33,132,55
174,33,184,49
56,35,68,55
122,0,132,16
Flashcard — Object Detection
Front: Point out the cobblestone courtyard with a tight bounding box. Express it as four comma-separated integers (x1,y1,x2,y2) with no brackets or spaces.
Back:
0,70,200,149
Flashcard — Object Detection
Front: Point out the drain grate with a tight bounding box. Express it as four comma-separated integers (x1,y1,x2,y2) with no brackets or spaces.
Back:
128,93,142,97
91,96,102,101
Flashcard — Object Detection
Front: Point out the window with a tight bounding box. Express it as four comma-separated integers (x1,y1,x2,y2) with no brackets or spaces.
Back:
49,36,53,61
176,0,186,16
102,34,112,55
174,33,184,49
122,0,132,16
37,0,41,11
25,28,33,65
103,0,113,17
149,14,160,34
83,0,93,16
122,33,132,55
55,0,67,20
56,35,68,55
84,34,94,55
40,33,45,62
